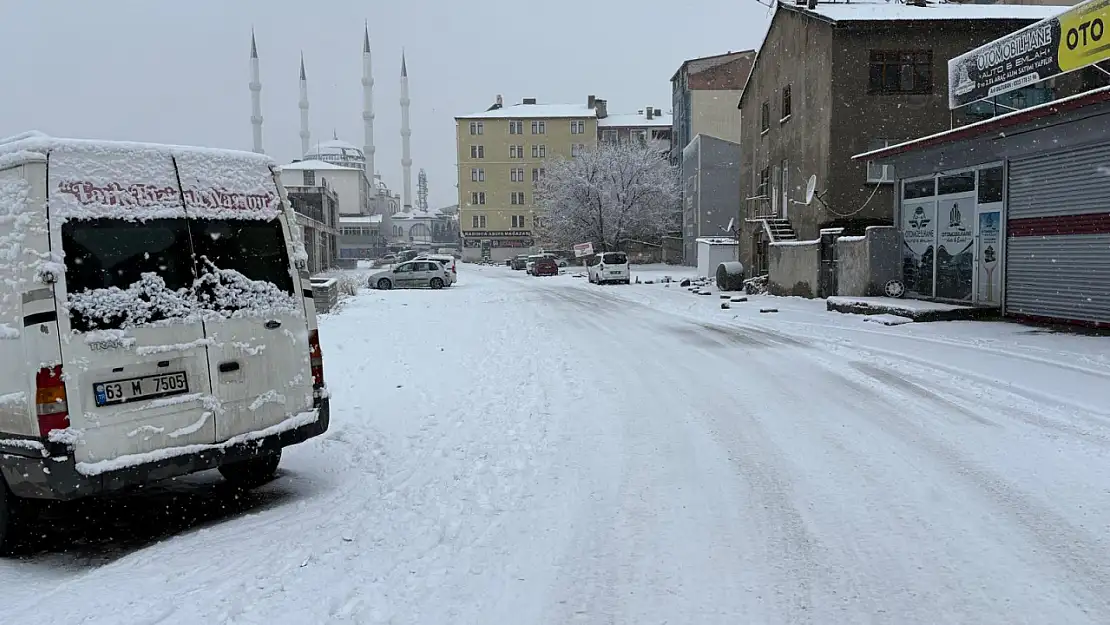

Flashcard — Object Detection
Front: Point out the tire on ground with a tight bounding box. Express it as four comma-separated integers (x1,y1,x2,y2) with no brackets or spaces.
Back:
716,262,746,291
218,451,282,489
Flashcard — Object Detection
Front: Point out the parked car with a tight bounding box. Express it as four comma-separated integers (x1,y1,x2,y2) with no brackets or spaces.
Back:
533,257,559,276
416,253,457,285
368,259,452,289
587,252,631,284
0,134,331,552
510,255,529,270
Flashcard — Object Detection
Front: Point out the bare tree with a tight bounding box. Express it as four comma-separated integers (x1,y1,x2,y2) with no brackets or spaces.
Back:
534,140,679,252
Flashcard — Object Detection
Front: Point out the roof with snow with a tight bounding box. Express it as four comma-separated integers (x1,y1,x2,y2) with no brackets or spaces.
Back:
853,86,1110,163
457,102,597,119
0,132,274,170
339,214,383,224
391,208,444,220
599,112,672,128
280,159,358,171
782,0,1068,24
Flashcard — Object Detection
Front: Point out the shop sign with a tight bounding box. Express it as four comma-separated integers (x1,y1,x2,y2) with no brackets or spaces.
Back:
949,0,1110,109
462,230,531,237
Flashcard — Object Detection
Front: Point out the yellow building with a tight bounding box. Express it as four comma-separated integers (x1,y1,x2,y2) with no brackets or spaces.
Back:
455,95,600,261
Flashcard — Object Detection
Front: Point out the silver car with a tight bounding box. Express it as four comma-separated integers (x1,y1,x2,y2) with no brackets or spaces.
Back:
368,260,452,290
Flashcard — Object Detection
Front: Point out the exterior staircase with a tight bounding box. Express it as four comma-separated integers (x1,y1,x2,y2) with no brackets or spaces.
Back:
763,218,797,242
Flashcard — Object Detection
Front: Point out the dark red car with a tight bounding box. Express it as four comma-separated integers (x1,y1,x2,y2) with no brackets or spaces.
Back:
533,257,559,276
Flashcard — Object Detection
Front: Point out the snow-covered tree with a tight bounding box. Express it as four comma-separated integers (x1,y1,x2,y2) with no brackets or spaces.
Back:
534,140,679,252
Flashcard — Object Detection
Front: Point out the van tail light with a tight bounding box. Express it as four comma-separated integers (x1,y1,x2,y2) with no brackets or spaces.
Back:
308,329,325,389
35,365,70,437
451,262,456,273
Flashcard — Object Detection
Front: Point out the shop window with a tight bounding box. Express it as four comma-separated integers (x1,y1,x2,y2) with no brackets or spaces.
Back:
977,166,1004,204
903,179,935,199
937,171,975,195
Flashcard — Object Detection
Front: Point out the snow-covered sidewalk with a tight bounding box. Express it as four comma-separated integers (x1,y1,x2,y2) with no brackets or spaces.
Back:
3,264,1109,624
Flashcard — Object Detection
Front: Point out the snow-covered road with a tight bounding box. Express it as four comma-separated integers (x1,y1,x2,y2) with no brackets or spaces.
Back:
4,265,1110,624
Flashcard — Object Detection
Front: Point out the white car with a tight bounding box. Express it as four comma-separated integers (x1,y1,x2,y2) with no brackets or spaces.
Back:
416,254,457,285
587,252,631,284
0,134,330,552
369,259,452,289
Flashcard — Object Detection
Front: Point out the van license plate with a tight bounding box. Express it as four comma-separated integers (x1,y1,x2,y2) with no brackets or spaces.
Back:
93,372,189,407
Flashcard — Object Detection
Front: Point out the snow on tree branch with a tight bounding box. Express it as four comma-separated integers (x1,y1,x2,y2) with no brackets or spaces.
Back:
534,140,679,252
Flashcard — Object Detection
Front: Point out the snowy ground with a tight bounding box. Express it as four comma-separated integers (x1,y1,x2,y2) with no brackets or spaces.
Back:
3,264,1110,624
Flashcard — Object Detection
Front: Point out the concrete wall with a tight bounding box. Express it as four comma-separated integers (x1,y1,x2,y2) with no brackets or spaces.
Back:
835,226,901,296
690,90,744,146
768,240,820,297
683,135,742,266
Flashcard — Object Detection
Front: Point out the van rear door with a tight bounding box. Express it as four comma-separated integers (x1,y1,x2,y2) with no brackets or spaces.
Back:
49,147,217,465
174,153,314,441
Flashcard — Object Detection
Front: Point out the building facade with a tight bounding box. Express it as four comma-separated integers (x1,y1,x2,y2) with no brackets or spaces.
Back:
681,134,742,266
671,51,755,162
860,88,1110,327
455,96,600,261
598,106,673,153
736,0,1091,277
285,181,340,273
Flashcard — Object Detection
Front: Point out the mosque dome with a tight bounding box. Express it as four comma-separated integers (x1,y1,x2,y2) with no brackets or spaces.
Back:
303,139,365,168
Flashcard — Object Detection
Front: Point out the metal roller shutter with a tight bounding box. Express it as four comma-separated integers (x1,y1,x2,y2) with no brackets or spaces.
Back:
1006,143,1110,325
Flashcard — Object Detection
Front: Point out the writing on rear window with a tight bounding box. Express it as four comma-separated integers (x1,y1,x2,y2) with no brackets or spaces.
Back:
57,181,277,211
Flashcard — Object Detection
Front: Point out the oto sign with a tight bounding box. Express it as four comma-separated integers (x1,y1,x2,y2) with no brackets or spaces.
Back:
949,0,1110,109
573,242,594,258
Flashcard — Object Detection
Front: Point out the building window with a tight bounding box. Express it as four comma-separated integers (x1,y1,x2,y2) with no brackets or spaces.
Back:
511,167,525,182
469,121,483,135
571,144,582,157
301,170,315,186
760,102,770,133
471,167,484,182
601,129,618,144
781,85,791,121
531,120,545,134
758,166,770,198
510,144,524,159
511,214,527,228
470,191,486,205
470,145,484,158
571,120,585,134
781,159,789,212
509,120,523,134
869,50,933,94
511,191,525,205
629,130,647,145
531,167,545,182
471,214,487,228
532,144,547,158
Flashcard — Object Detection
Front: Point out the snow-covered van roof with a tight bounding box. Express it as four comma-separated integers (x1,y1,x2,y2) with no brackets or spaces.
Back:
784,0,1068,24
598,113,673,128
0,133,286,222
457,103,597,119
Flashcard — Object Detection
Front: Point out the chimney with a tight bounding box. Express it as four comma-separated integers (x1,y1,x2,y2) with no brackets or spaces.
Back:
523,97,537,104
595,99,607,118
654,108,662,117
588,94,596,109
646,107,654,120
807,0,816,8
496,94,503,106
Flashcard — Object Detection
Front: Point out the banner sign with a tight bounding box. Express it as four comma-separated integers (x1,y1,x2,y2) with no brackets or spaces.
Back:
461,230,531,237
949,0,1110,109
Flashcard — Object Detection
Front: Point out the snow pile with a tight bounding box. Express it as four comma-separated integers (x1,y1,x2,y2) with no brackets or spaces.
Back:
193,262,300,317
68,266,300,330
0,323,17,339
67,272,194,330
0,176,45,339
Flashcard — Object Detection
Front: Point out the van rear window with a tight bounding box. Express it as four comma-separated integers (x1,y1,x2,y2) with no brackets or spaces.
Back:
603,253,627,264
191,219,295,295
61,218,295,332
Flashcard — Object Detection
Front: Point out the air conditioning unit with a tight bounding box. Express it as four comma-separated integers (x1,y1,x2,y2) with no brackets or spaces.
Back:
866,161,893,184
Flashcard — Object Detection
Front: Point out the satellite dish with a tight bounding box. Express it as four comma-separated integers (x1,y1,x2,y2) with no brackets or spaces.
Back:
725,217,735,233
805,175,817,205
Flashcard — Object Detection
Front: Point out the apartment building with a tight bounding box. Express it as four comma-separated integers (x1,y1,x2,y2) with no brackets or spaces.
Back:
455,95,599,261
671,50,755,161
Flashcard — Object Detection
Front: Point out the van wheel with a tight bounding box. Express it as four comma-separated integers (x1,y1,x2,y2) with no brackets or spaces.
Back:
430,277,444,289
0,481,31,556
376,278,392,290
218,451,281,489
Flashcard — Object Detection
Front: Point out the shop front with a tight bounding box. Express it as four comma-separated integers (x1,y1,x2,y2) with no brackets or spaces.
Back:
460,230,536,262
856,89,1110,326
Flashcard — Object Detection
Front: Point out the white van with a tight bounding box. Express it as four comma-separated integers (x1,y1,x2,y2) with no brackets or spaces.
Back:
0,133,330,550
587,251,631,284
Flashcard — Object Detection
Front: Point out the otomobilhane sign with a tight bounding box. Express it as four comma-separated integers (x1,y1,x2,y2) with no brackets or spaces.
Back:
949,0,1110,109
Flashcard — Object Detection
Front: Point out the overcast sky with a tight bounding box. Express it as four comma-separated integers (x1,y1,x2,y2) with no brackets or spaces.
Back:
0,0,772,208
